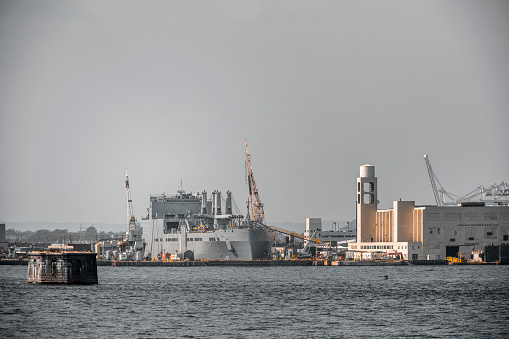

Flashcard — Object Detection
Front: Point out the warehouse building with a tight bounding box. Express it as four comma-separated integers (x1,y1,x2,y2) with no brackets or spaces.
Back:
348,165,509,260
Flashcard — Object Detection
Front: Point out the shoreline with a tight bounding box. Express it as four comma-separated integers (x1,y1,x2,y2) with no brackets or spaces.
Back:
1,258,503,266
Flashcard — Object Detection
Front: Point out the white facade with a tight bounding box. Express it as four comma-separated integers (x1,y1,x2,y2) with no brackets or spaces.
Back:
348,164,509,260
420,205,509,259
305,218,321,233
348,241,422,260
357,165,378,242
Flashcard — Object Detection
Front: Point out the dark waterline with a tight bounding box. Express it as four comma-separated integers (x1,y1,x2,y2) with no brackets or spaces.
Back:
1,265,508,338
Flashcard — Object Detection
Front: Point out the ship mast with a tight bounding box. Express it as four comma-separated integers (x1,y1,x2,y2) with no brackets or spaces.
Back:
244,139,265,223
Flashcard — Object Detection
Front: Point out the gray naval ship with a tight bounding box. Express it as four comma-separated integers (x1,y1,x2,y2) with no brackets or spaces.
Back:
141,188,275,260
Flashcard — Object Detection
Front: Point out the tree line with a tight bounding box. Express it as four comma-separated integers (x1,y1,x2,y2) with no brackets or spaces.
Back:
5,226,124,244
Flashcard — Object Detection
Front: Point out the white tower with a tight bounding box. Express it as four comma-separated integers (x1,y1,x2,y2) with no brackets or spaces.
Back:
357,165,378,242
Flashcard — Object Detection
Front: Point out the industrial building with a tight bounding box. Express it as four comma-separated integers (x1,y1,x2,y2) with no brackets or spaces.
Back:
348,164,509,260
303,218,356,257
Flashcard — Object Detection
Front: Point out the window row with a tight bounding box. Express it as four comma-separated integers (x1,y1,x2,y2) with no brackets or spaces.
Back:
361,245,393,250
427,212,500,222
153,237,218,242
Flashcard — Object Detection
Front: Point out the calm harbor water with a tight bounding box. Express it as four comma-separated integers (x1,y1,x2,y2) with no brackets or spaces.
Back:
1,265,508,338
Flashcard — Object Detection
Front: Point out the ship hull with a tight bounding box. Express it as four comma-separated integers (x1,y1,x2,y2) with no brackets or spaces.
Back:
194,228,273,260
142,219,274,260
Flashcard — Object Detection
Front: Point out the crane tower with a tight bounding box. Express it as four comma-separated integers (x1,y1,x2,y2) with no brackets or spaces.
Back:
125,169,137,235
244,139,265,223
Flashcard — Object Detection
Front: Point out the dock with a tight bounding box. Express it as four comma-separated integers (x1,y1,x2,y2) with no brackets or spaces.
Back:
2,258,504,267
97,259,314,267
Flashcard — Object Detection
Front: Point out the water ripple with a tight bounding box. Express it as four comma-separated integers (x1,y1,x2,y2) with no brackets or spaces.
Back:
1,265,508,337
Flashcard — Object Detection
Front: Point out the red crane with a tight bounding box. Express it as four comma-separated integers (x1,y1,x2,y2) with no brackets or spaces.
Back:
244,139,265,224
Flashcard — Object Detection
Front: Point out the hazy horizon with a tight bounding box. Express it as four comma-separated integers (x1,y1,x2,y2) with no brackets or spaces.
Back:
1,1,508,225
2,219,354,234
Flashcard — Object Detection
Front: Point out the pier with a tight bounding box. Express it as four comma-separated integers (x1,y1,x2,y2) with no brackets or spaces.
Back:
97,259,314,267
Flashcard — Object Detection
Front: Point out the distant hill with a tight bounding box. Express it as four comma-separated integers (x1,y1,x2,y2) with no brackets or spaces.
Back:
2,221,126,233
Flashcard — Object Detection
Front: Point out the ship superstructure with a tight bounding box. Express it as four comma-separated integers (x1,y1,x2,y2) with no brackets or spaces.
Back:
141,188,275,260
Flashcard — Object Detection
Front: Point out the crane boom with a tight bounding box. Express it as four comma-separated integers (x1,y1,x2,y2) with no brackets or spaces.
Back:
423,155,508,206
125,169,137,231
242,140,322,247
458,181,509,204
244,139,265,223
264,225,320,243
424,155,442,206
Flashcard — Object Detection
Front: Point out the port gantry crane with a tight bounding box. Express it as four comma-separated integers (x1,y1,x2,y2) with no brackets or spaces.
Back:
424,154,451,206
424,155,509,206
458,181,509,205
244,139,321,246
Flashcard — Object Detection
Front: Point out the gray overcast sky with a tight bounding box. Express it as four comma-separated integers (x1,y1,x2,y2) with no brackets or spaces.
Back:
1,0,508,226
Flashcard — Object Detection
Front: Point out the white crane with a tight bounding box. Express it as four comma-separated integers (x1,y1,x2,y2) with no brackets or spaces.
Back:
424,155,441,205
424,155,457,206
125,169,137,234
424,155,508,206
456,181,509,205
122,169,144,260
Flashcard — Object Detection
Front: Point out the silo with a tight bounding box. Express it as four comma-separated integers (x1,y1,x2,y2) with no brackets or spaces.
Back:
357,164,378,242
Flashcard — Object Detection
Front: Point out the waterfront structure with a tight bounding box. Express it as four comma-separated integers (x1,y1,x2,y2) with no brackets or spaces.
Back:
27,251,98,284
141,188,275,260
348,165,509,260
0,224,7,252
